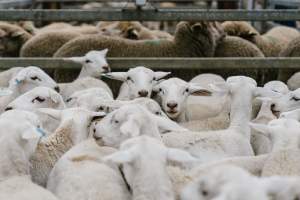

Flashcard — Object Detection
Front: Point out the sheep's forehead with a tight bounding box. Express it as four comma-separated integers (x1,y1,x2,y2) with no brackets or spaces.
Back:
227,76,257,87
86,51,106,61
160,78,188,89
128,67,153,76
264,81,288,94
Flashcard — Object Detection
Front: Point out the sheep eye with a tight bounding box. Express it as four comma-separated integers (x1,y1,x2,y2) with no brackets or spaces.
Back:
114,120,119,124
159,88,162,92
185,88,189,93
98,106,104,111
292,97,300,101
85,59,92,63
155,111,161,115
31,76,41,81
32,96,45,103
153,77,156,81
127,77,131,81
66,97,73,102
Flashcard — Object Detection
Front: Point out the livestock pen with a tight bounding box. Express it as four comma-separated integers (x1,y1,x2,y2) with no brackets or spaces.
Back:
0,0,299,94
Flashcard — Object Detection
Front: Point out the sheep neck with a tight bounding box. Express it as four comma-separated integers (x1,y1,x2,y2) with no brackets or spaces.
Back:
77,66,93,79
0,139,30,181
131,162,174,200
229,85,253,139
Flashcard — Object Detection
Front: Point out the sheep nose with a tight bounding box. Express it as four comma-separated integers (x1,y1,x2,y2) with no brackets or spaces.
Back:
138,90,149,97
102,65,111,73
167,102,178,109
54,86,60,93
4,107,13,111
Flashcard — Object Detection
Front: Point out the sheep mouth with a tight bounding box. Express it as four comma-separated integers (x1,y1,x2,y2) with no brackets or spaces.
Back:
166,110,178,115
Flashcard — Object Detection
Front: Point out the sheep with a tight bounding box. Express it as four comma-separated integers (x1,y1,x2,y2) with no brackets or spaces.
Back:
162,76,258,162
103,135,197,200
250,97,276,155
0,111,58,200
29,107,106,186
66,87,113,111
92,104,188,148
97,21,173,40
0,22,32,57
4,86,66,133
222,21,300,56
47,139,131,200
153,77,215,122
250,118,300,176
181,165,269,200
0,67,23,87
287,71,300,90
53,21,225,57
59,76,113,101
20,30,81,57
280,36,300,57
0,66,59,112
103,66,170,100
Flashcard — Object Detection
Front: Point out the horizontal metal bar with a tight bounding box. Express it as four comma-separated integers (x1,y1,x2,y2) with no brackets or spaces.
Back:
34,0,239,2
0,9,299,21
0,0,32,8
0,58,299,70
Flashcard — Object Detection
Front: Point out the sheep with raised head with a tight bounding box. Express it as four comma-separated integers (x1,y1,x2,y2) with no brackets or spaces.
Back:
0,66,59,112
47,139,131,200
162,76,258,162
92,104,187,148
0,110,58,200
54,21,225,57
279,36,300,57
0,67,24,87
103,66,170,100
30,107,106,186
250,117,300,176
104,136,197,200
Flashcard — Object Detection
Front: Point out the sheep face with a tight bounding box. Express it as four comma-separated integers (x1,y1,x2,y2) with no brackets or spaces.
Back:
9,66,59,94
0,23,31,57
271,88,300,116
104,66,170,99
250,118,300,150
5,87,65,111
153,78,212,120
92,104,186,147
66,49,110,77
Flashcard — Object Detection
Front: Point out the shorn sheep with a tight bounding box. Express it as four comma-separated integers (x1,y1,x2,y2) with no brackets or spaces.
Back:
29,107,106,186
0,110,58,200
104,136,197,200
54,21,225,57
103,66,170,100
47,139,131,200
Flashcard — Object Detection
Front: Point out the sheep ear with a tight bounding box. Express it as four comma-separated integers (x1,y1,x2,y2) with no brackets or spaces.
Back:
152,83,161,93
103,148,137,164
191,22,204,33
167,148,198,163
102,72,127,82
151,114,188,133
189,84,212,96
126,27,139,40
100,48,108,56
11,31,25,38
0,29,6,37
154,71,171,80
249,122,270,137
209,82,229,95
64,56,85,64
49,90,62,104
13,71,27,85
37,108,62,120
90,111,107,121
120,116,140,137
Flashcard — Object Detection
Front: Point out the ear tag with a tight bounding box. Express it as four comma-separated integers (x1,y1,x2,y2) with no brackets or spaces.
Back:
36,127,46,137
15,79,21,85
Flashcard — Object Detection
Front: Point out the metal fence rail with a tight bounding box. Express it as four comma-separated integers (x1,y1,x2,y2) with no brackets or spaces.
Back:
0,9,299,21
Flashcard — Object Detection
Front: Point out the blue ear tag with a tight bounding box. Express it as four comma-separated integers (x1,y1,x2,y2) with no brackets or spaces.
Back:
36,127,46,137
15,79,21,85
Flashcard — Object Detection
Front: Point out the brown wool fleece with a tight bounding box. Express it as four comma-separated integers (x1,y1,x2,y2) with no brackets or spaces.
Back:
280,36,300,57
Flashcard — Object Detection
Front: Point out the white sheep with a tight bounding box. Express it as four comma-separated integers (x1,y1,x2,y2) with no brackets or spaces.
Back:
66,87,113,111
162,76,257,162
0,67,23,87
92,104,187,148
4,87,66,133
0,66,59,112
30,107,106,186
103,66,170,100
47,139,131,200
181,165,269,200
153,77,213,122
0,111,58,200
250,97,276,155
64,49,110,79
250,118,300,176
103,136,197,200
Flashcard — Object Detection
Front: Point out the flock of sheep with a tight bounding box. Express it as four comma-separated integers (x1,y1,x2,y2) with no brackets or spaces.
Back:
1,13,300,200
